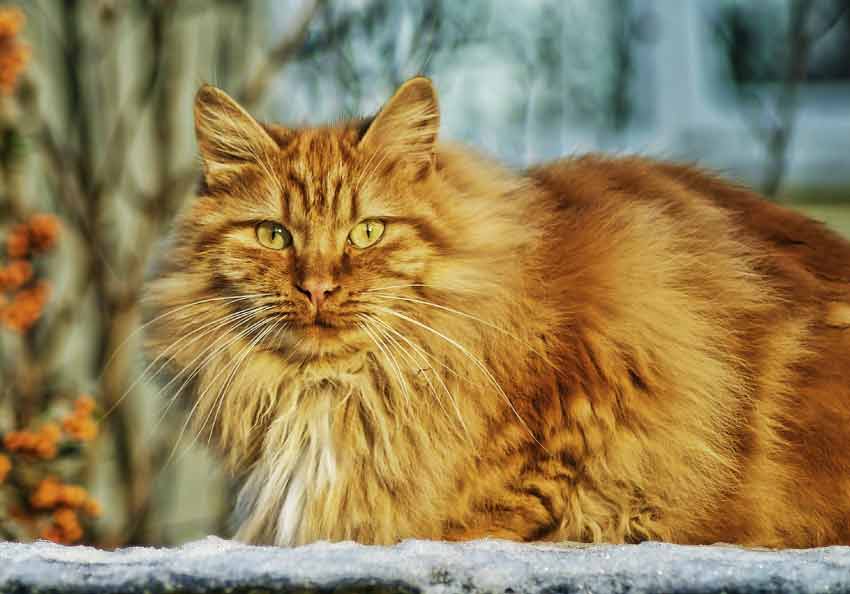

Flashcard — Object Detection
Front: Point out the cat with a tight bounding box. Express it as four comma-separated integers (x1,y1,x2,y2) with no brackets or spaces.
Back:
146,76,850,548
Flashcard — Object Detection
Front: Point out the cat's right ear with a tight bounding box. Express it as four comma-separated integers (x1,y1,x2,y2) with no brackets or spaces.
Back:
359,76,440,177
194,85,278,178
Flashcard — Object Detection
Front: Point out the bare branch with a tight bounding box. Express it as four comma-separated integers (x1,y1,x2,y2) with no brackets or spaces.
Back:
238,0,324,109
761,0,815,197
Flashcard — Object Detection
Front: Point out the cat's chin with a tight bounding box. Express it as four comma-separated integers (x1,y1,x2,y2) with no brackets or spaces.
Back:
285,323,368,360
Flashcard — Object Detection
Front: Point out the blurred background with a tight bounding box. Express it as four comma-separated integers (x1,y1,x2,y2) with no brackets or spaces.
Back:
0,0,848,548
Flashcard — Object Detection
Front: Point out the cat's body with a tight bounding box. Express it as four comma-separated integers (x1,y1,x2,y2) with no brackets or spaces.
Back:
147,78,850,548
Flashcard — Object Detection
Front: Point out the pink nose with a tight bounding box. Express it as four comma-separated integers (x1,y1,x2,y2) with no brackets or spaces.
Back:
296,278,339,308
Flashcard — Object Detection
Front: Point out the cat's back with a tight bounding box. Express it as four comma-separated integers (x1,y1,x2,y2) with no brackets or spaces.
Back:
527,154,850,299
524,154,850,547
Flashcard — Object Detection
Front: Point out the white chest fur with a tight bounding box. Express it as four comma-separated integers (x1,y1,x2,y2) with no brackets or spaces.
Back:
234,382,341,545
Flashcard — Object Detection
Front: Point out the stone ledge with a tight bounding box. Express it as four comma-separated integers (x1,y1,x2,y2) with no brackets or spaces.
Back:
2,537,850,594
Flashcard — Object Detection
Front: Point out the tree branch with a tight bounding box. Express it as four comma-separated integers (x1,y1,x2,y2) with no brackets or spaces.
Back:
237,0,324,109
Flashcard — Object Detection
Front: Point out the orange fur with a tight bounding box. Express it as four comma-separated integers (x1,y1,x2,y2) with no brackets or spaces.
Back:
146,78,850,547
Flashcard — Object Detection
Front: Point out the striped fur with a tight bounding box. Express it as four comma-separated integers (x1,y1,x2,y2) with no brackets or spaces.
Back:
146,78,850,547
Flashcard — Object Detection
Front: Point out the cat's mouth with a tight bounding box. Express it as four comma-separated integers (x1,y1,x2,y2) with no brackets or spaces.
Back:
292,314,355,341
313,317,336,329
297,310,344,332
275,320,369,364
300,322,341,338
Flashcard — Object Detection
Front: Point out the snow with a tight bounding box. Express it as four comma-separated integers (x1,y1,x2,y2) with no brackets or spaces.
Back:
2,537,850,593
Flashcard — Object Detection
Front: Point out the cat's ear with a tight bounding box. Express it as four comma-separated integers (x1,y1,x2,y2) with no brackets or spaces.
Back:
359,76,440,176
194,84,278,176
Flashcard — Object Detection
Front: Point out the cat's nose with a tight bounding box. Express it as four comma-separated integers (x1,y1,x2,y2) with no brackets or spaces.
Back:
295,278,340,309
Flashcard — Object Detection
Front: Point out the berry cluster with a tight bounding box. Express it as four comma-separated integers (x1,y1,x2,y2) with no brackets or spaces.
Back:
0,213,60,332
0,6,28,95
1,396,102,544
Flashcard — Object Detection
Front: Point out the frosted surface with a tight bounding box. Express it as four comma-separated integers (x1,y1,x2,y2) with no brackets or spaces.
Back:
2,537,850,593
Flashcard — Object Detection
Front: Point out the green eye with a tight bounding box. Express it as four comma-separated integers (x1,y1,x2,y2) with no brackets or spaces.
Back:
255,221,291,250
348,219,385,249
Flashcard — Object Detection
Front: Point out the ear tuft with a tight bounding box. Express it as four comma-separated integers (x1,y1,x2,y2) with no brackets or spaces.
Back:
359,77,440,174
194,85,278,175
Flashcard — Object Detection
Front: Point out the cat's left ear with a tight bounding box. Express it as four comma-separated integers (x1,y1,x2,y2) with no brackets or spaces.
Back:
359,76,440,176
194,84,278,177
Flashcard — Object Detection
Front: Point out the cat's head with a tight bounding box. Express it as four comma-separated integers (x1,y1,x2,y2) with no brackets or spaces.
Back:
145,78,538,458
155,77,449,356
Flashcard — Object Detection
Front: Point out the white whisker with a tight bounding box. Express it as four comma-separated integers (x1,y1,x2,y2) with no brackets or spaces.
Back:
368,292,561,372
165,317,277,467
207,320,291,445
190,320,281,455
366,314,472,442
151,311,274,437
100,292,275,381
377,306,547,453
358,317,413,422
102,304,274,421
364,283,438,292
248,335,305,433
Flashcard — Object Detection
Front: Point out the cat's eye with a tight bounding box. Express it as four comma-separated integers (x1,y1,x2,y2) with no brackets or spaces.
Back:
255,221,292,250
348,219,385,249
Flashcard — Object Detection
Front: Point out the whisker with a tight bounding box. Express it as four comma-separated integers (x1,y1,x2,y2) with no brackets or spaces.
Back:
369,292,561,372
358,317,414,422
364,283,438,292
189,320,281,455
153,307,274,408
367,313,477,386
150,312,274,437
100,292,275,380
366,314,472,442
365,314,471,442
101,304,274,421
355,319,403,427
165,317,277,467
376,306,548,453
250,336,305,433
206,320,291,446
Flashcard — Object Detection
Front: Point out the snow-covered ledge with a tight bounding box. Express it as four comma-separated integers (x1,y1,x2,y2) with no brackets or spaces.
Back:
2,537,850,594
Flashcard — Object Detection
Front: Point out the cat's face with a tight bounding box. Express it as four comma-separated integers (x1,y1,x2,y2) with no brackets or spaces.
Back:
153,78,449,362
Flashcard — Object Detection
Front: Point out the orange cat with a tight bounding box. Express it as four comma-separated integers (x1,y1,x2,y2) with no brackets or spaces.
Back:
146,77,850,548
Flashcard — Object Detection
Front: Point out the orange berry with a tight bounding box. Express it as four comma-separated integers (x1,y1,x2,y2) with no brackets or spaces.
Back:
59,485,88,507
0,259,32,290
34,439,57,460
30,477,61,509
0,7,29,96
4,430,37,452
28,214,61,252
51,508,83,544
0,281,50,333
74,395,96,416
5,224,29,258
63,416,98,442
53,508,75,528
0,7,25,37
64,524,83,544
2,431,19,450
0,453,10,483
82,498,102,518
40,422,61,441
61,415,79,435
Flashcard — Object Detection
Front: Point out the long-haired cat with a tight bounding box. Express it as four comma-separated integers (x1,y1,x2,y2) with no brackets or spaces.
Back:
146,77,850,548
